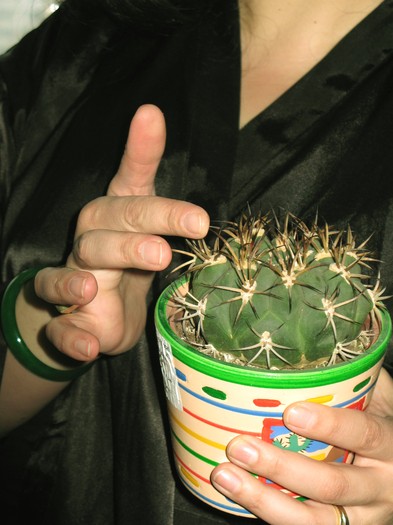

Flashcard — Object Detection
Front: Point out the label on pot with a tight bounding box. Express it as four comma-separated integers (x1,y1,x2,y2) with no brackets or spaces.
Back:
156,330,183,410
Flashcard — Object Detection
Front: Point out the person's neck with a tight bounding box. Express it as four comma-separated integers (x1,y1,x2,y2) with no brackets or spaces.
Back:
238,0,384,128
240,0,384,39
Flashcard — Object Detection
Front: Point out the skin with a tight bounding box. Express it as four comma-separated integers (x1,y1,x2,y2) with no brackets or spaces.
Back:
211,368,393,524
1,1,393,523
214,4,393,521
239,0,385,126
0,104,210,433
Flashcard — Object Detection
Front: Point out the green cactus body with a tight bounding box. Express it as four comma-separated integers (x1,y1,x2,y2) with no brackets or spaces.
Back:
173,213,385,369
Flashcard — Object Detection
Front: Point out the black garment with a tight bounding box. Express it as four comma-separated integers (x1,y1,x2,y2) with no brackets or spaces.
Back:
1,1,393,524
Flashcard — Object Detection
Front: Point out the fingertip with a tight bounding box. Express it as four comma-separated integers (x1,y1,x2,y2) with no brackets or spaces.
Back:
110,104,166,197
181,208,210,238
211,466,243,495
200,209,211,237
226,435,260,467
73,337,100,361
284,402,317,431
133,103,164,123
35,267,97,307
68,271,98,303
46,319,101,362
129,103,166,146
138,238,172,269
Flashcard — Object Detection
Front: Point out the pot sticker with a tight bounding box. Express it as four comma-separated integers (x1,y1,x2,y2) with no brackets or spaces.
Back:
156,330,183,410
262,418,332,458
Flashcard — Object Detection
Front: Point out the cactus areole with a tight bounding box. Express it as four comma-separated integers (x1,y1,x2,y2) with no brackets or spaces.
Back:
170,212,389,370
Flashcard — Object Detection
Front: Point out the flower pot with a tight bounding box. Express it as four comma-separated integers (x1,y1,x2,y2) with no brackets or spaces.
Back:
154,279,392,518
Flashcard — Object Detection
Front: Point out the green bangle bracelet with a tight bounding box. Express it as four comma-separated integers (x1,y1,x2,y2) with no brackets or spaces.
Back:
1,268,94,382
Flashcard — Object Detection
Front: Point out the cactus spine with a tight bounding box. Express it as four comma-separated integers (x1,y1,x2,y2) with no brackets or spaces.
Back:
171,212,387,370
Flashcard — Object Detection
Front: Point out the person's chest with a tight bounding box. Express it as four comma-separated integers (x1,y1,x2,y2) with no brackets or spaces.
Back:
238,0,384,128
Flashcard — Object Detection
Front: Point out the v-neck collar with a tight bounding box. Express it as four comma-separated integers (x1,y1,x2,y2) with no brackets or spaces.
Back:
230,0,393,215
240,0,393,136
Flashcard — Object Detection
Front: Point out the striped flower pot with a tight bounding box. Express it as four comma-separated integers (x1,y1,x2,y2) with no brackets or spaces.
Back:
154,280,392,518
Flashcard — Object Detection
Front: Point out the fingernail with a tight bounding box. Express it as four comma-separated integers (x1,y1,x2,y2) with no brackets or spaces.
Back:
75,339,91,358
182,213,204,235
211,468,242,493
139,240,163,265
227,437,259,467
69,277,87,299
285,403,314,429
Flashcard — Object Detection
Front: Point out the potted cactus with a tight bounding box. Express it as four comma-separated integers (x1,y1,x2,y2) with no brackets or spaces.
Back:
154,211,391,518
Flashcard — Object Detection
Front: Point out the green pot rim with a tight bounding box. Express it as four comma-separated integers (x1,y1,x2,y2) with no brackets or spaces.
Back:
155,278,392,388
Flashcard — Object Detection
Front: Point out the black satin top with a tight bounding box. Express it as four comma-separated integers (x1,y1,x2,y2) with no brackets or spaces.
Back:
1,1,393,524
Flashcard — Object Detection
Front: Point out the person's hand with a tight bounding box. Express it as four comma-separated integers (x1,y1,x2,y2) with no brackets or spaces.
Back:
211,367,393,524
33,104,209,361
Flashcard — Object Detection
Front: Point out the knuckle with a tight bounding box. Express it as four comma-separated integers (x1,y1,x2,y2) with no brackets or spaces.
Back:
308,515,329,525
77,197,104,231
123,197,146,230
321,411,343,442
118,236,133,266
33,270,45,296
57,330,68,354
46,320,67,354
358,416,384,451
73,233,93,266
166,202,181,231
245,486,267,516
53,275,63,297
263,449,285,479
34,269,65,301
317,470,350,502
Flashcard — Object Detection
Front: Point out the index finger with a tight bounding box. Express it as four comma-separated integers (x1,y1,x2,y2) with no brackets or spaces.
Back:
107,104,166,197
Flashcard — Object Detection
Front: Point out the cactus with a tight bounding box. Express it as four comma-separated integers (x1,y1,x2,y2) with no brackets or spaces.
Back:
170,211,388,370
